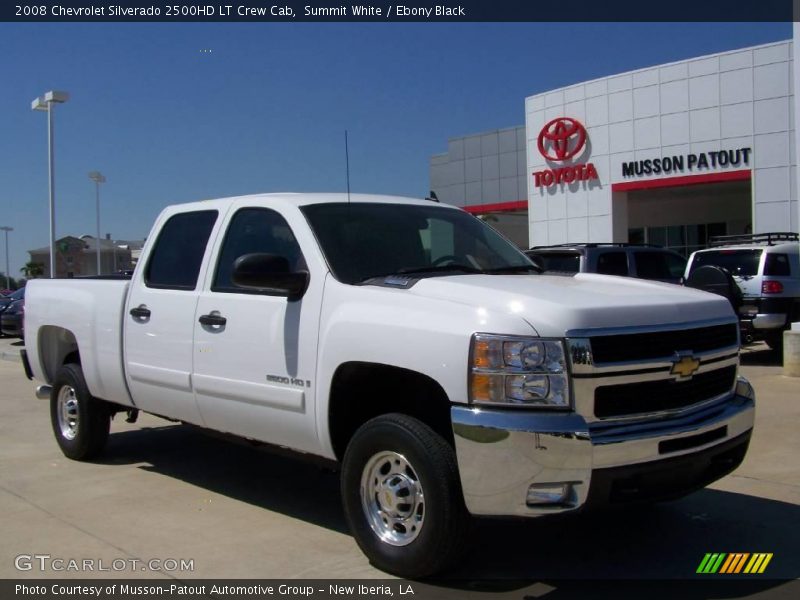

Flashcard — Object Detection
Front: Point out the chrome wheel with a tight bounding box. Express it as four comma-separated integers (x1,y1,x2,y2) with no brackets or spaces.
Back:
360,451,425,546
56,385,79,441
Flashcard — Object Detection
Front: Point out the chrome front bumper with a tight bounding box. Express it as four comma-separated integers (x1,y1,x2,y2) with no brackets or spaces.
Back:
451,388,755,517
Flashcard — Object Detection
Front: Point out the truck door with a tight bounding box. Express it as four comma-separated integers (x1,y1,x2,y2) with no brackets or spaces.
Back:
191,206,321,453
124,209,220,424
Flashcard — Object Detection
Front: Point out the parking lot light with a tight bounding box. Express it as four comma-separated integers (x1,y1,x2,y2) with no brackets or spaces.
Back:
0,226,12,290
88,171,106,275
31,90,69,278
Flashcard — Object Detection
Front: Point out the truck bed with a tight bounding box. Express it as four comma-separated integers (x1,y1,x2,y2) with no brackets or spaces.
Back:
25,278,134,408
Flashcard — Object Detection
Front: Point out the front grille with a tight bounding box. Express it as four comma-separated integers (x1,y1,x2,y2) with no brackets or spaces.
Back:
594,365,737,419
589,324,738,363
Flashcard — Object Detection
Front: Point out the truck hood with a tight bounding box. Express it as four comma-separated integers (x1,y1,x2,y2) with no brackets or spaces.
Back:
408,273,735,337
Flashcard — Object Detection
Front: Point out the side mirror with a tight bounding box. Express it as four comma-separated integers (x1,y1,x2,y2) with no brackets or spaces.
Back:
231,253,309,301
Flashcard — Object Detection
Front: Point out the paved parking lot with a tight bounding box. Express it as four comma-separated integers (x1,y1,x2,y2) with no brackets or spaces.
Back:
0,336,798,593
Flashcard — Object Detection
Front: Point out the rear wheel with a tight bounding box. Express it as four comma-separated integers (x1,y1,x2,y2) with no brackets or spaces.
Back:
765,333,784,354
341,413,469,578
50,363,110,460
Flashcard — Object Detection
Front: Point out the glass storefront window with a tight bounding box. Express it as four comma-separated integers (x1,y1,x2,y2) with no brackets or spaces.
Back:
629,223,730,257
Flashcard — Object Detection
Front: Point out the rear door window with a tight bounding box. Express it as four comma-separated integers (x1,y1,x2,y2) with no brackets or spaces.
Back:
634,252,687,281
596,252,629,276
145,211,218,290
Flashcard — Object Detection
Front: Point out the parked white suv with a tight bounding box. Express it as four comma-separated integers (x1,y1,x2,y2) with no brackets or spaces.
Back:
685,233,800,348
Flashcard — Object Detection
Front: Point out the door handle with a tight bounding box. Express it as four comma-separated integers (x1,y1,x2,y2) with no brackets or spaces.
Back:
199,313,227,327
129,306,151,319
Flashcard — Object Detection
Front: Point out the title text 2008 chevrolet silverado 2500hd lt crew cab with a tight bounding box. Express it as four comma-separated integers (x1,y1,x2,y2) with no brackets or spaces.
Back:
22,193,755,578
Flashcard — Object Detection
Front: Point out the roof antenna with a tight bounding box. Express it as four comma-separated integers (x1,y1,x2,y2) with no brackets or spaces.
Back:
345,130,351,204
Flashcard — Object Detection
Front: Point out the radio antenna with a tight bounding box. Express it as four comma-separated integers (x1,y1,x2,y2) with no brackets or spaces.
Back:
345,130,351,204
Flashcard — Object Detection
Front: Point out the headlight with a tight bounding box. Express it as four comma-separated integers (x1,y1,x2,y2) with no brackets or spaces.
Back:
469,334,570,408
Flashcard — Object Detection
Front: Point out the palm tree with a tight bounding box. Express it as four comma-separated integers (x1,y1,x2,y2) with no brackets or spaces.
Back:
20,262,44,279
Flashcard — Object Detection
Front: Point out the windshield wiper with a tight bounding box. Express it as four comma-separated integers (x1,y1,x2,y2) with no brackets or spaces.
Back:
396,264,483,275
484,264,543,274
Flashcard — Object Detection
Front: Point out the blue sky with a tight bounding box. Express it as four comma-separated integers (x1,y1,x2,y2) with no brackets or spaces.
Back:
0,22,791,279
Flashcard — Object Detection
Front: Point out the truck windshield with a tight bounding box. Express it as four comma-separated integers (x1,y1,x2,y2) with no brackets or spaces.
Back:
301,202,536,284
688,249,762,277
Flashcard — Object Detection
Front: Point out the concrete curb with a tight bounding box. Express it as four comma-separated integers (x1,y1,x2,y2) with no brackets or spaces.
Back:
784,330,800,377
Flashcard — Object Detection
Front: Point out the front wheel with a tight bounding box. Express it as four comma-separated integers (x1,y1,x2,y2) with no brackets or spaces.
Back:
765,333,784,353
341,413,469,578
50,363,111,460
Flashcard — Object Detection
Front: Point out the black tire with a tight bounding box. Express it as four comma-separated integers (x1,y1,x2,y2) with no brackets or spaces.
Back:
684,265,743,312
765,333,784,354
50,363,110,460
341,413,469,579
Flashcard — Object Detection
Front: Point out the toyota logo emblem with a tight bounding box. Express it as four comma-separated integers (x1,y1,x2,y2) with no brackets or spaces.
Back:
537,117,587,162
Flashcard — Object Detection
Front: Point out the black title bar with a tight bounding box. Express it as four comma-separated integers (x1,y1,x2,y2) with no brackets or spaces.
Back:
3,0,798,22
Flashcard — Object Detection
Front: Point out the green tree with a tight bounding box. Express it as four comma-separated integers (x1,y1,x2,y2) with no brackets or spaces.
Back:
0,272,20,290
20,262,44,279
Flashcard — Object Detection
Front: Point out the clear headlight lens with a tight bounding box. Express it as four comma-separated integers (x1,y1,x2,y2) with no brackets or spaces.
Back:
470,334,570,408
503,340,544,368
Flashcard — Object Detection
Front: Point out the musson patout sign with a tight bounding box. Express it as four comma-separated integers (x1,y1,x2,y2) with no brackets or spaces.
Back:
533,117,599,188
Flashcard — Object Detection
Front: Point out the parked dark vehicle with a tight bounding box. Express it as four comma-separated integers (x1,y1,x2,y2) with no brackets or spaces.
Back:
526,243,687,284
1,287,25,339
0,287,24,318
0,293,15,314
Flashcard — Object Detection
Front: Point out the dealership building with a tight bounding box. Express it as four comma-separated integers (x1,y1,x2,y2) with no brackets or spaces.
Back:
430,39,799,254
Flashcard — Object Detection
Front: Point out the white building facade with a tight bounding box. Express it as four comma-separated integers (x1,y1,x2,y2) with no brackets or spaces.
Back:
525,40,798,254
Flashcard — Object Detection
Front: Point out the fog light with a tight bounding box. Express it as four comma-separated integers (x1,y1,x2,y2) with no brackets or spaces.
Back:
526,483,570,506
735,376,755,401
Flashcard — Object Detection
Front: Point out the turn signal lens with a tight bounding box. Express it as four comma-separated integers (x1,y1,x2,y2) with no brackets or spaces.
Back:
473,340,491,369
470,374,504,403
472,336,503,370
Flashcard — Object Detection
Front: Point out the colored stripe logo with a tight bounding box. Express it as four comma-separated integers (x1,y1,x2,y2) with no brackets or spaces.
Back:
697,553,773,574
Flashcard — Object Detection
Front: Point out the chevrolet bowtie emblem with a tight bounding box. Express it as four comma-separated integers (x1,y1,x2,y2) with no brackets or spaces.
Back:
671,355,701,378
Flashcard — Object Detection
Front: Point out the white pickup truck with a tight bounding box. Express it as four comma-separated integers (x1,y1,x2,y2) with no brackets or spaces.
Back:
22,193,755,578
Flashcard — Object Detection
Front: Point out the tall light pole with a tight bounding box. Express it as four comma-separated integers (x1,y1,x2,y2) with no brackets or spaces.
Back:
88,171,106,275
31,90,69,278
0,226,11,290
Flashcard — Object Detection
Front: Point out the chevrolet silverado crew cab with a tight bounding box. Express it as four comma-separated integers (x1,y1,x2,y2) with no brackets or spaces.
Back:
686,232,800,348
22,193,755,578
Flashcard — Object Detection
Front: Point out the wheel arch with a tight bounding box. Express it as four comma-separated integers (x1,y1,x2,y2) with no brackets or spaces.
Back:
327,361,453,461
37,326,80,383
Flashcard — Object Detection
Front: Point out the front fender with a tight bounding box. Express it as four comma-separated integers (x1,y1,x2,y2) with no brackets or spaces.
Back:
313,277,535,457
